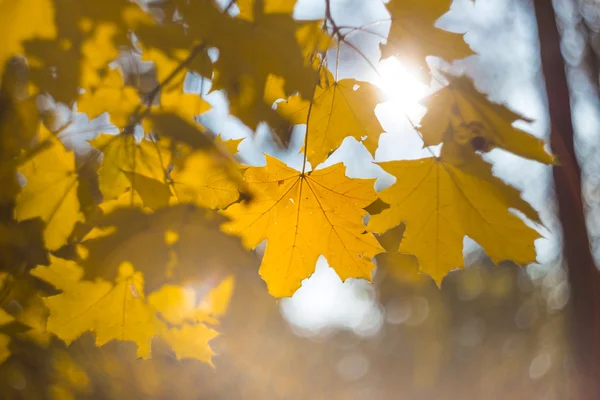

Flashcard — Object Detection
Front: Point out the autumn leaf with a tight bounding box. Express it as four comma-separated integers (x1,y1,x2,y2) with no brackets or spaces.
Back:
124,172,172,211
24,0,142,103
141,47,212,133
14,128,83,251
419,74,555,164
90,133,171,202
162,324,218,365
369,155,540,284
80,205,256,293
32,259,162,359
0,0,55,78
374,223,422,284
215,135,244,156
0,308,15,365
236,0,297,21
222,156,383,297
32,256,231,364
381,0,472,72
148,275,234,326
275,69,383,167
169,149,242,209
175,0,328,141
78,69,141,129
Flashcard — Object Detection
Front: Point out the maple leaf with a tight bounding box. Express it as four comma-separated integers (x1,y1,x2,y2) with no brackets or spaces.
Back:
32,258,163,359
222,156,383,298
369,154,540,285
169,149,242,210
381,0,472,72
23,0,143,103
78,69,141,129
148,275,234,326
32,256,231,364
161,323,219,365
0,0,55,78
374,223,422,284
174,0,329,141
14,128,83,251
90,133,171,202
80,205,256,293
0,308,14,365
274,69,383,167
141,47,212,133
215,135,244,156
419,74,555,164
236,0,297,21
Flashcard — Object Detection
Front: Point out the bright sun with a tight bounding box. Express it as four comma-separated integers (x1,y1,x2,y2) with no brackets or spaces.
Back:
372,57,430,117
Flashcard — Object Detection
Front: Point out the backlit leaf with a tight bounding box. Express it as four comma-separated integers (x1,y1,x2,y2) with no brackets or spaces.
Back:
369,155,540,284
15,128,83,250
419,74,555,164
275,69,383,167
223,156,383,297
381,0,472,72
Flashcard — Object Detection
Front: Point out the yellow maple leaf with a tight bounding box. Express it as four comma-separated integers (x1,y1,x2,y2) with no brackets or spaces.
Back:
90,133,171,201
215,135,244,156
369,155,541,285
32,259,163,359
419,74,555,165
0,0,55,78
148,275,234,326
381,0,472,72
15,128,83,251
80,205,256,293
374,224,422,285
177,0,329,140
78,69,141,129
0,308,14,365
32,257,225,364
236,0,297,21
162,323,219,366
222,156,383,298
24,0,145,103
141,47,211,133
169,149,242,210
275,69,383,167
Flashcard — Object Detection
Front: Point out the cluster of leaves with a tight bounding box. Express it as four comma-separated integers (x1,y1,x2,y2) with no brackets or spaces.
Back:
0,0,554,369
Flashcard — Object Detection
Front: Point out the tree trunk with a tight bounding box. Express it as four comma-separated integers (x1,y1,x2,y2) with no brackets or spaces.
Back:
533,0,600,397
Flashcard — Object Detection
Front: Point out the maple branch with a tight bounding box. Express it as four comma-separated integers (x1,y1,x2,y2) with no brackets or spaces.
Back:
534,1,600,398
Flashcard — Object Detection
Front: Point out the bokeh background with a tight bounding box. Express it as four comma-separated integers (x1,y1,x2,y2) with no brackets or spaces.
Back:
3,0,600,398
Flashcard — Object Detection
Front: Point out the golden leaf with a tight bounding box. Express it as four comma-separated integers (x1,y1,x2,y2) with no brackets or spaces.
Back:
275,69,383,167
419,74,555,164
32,259,163,359
78,69,141,129
369,155,540,284
162,323,218,365
0,308,15,365
169,149,242,210
176,0,329,141
223,156,383,297
90,133,171,202
236,0,297,21
0,0,55,78
15,128,83,251
141,47,211,133
32,257,227,364
80,205,255,293
381,0,472,72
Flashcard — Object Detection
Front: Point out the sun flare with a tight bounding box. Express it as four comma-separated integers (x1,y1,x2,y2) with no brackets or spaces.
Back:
373,57,430,116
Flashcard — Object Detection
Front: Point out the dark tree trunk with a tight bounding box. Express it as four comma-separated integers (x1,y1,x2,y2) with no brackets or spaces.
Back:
533,0,600,397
